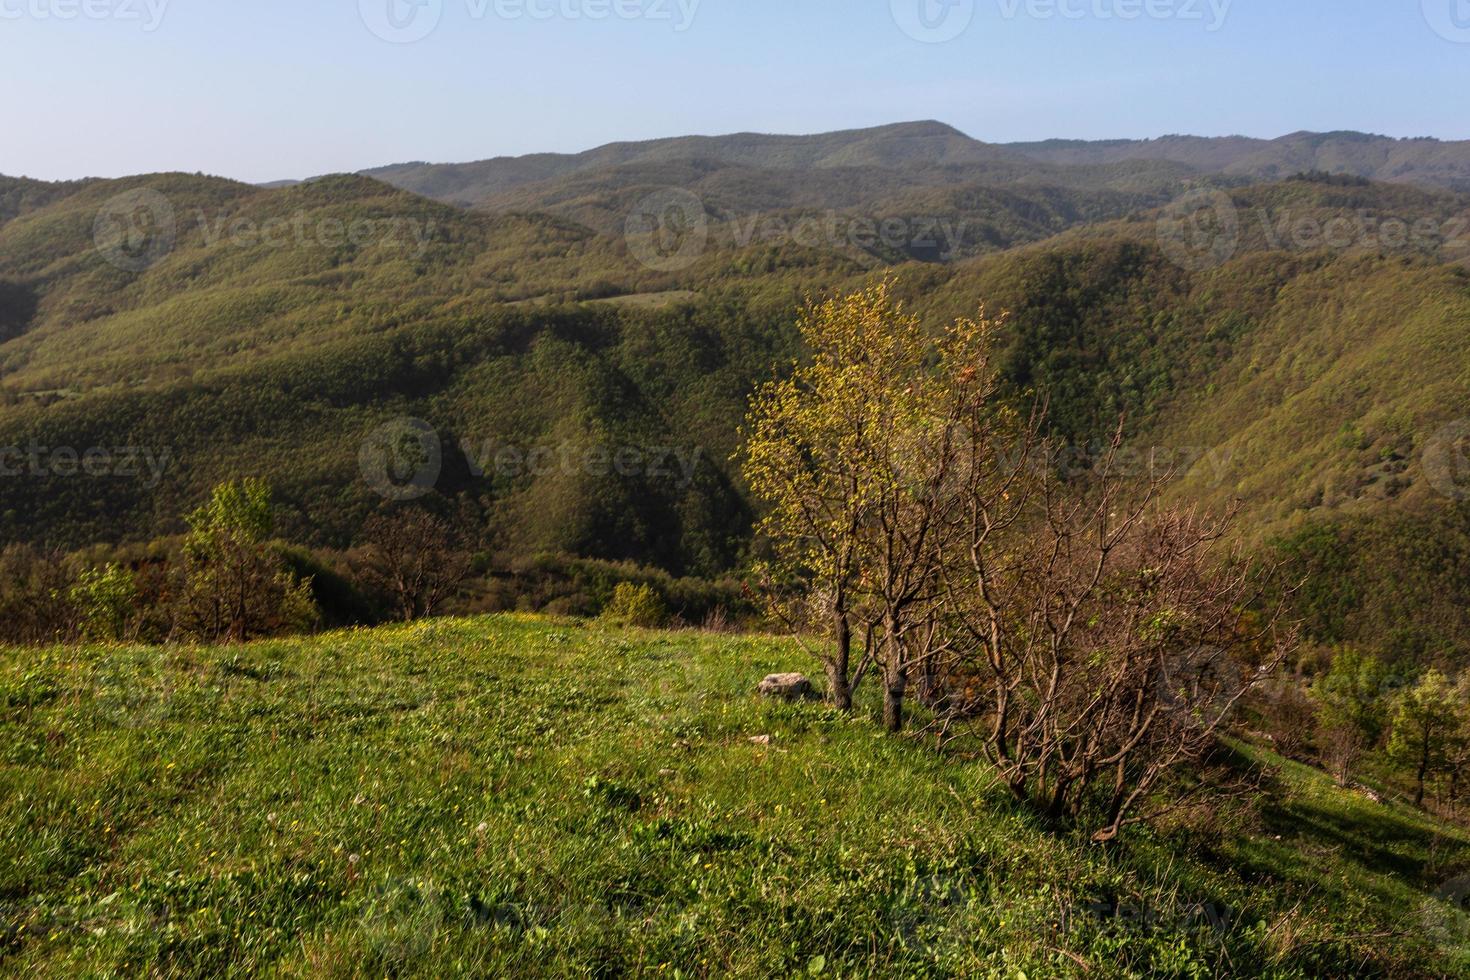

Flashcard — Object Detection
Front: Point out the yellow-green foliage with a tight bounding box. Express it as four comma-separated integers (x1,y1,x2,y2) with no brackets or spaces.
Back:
741,279,1007,598
599,582,668,627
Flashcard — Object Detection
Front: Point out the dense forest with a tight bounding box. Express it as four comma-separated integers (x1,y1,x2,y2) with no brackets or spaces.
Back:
2,127,1470,672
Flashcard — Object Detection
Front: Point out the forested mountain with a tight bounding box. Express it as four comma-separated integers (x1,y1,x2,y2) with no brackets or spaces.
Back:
3,126,1470,658
362,121,1022,205
0,175,94,229
1003,130,1470,190
363,122,1470,212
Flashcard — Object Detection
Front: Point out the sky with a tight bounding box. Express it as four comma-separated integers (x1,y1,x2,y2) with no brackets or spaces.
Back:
2,0,1467,183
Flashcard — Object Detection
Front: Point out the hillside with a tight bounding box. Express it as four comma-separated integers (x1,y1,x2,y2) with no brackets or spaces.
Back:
2,167,1470,598
361,121,1024,206
1004,130,1470,191
361,124,1470,216
3,614,1469,976
0,176,94,229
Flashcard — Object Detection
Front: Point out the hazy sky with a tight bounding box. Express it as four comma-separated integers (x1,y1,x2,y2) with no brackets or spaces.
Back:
4,0,1467,183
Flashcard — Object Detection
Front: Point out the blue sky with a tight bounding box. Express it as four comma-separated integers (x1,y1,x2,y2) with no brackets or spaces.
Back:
2,0,1467,182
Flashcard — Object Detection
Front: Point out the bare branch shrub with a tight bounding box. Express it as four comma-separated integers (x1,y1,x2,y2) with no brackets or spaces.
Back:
358,509,474,622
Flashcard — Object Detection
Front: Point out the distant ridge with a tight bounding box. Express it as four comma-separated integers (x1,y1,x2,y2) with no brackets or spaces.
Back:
360,121,1026,207
358,123,1470,210
1000,130,1470,190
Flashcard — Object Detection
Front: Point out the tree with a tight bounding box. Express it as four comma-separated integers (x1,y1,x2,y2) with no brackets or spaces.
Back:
0,544,75,645
743,282,1294,839
70,563,139,643
176,479,316,642
1448,674,1470,808
1310,647,1389,785
358,509,474,622
741,280,1009,722
935,439,1293,840
1388,670,1462,807
600,582,668,628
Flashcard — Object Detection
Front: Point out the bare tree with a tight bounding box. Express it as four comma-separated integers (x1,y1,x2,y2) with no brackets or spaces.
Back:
0,544,77,645
1318,722,1369,788
934,430,1294,840
359,509,474,622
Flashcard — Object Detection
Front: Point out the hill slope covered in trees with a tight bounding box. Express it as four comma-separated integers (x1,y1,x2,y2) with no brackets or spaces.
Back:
2,142,1470,663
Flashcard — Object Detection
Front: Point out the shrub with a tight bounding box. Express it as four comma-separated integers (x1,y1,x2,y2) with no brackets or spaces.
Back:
69,563,138,643
600,582,667,628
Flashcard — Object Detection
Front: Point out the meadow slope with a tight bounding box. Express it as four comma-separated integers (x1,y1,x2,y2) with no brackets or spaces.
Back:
3,616,1470,977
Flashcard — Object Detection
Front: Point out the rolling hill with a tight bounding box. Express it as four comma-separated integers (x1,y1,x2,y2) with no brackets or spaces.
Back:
363,123,1470,216
1004,130,1470,191
2,128,1470,660
361,121,1026,206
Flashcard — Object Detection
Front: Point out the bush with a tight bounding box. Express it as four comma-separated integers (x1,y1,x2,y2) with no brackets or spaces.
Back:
69,563,138,643
600,582,668,628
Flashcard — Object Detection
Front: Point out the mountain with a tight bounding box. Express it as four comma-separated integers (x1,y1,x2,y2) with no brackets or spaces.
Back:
4,130,1470,657
362,122,1201,264
1003,130,1470,191
362,121,1022,206
0,175,95,229
362,124,1470,219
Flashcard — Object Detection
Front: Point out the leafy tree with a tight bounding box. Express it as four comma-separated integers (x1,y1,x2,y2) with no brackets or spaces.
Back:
176,479,316,642
1310,647,1391,785
69,563,139,643
600,582,668,628
741,279,1007,724
1388,670,1462,807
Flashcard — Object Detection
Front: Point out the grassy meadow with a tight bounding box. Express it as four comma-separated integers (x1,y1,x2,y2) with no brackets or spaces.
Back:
3,615,1470,977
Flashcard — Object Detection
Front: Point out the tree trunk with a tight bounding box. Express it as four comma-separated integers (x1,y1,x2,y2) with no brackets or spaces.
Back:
883,668,905,732
882,620,906,733
829,607,853,711
1416,727,1430,807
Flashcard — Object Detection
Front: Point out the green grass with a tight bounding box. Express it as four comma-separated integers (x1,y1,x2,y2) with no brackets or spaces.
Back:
3,615,1469,977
